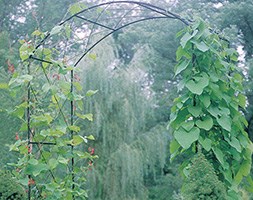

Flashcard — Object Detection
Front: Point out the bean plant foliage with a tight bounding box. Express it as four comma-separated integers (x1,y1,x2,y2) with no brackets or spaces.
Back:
6,3,98,199
169,19,253,199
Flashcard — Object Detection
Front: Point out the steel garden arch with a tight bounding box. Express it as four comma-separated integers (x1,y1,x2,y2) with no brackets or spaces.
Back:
17,1,192,199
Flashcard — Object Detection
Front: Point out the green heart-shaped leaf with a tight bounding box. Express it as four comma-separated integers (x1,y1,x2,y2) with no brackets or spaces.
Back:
226,136,242,153
188,105,202,117
181,121,195,131
199,137,212,151
196,116,213,131
207,105,219,118
199,94,211,108
174,60,190,76
195,41,209,52
186,79,203,95
186,73,209,95
217,114,231,132
174,127,200,149
212,147,224,165
219,106,230,115
180,32,193,48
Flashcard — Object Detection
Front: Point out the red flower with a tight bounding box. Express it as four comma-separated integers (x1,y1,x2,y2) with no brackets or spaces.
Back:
15,133,19,140
52,73,60,80
28,178,35,185
28,146,32,153
88,147,95,155
26,145,32,153
7,60,15,74
74,74,81,82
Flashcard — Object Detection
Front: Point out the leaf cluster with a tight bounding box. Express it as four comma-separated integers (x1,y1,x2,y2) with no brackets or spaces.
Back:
169,18,252,197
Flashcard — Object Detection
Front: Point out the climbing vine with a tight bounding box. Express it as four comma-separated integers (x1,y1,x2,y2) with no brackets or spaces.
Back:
169,18,252,199
7,17,97,199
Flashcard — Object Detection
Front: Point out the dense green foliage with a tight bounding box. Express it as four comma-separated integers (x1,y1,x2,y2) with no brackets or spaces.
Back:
182,153,227,200
0,170,26,200
170,18,252,198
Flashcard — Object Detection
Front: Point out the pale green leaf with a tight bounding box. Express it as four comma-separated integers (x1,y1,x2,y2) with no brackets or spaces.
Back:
196,116,213,131
207,105,219,118
181,121,194,131
174,60,190,76
48,158,58,169
88,53,97,60
0,83,9,89
212,147,224,165
199,137,212,151
28,158,39,165
50,25,63,35
199,94,211,108
76,113,93,121
68,125,80,132
86,135,95,140
185,73,209,95
170,139,180,155
217,115,231,132
68,2,86,15
174,127,200,149
58,156,69,164
188,105,202,117
234,160,251,184
226,136,242,153
237,94,246,109
194,41,209,52
71,135,87,146
86,90,98,97
180,32,192,48
186,80,203,95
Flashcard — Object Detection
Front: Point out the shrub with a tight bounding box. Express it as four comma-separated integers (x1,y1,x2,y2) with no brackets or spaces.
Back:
0,170,26,200
181,153,227,200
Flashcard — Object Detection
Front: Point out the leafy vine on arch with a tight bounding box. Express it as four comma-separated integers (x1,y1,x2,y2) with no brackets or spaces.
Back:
170,18,252,199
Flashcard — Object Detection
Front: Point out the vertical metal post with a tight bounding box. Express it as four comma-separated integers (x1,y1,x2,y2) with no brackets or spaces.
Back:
70,69,75,199
27,62,31,200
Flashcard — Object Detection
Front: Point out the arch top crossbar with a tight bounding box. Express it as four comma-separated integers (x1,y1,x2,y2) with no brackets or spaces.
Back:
31,1,191,68
59,1,190,26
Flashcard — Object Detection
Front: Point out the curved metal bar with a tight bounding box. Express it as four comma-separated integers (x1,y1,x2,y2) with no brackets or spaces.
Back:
73,16,171,67
31,1,190,55
75,15,115,30
60,1,190,26
30,15,179,67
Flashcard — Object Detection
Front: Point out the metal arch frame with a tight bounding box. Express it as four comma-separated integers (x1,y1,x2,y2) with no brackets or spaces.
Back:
30,1,191,66
26,1,190,199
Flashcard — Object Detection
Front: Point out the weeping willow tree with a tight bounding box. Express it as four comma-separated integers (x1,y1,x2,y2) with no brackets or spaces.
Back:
77,37,174,199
